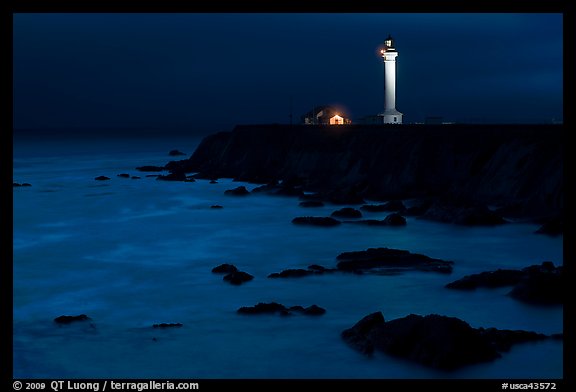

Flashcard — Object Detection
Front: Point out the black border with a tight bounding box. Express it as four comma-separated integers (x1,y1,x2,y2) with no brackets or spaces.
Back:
5,1,573,390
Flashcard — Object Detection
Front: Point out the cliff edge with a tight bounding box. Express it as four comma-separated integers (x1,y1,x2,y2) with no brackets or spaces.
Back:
168,124,562,219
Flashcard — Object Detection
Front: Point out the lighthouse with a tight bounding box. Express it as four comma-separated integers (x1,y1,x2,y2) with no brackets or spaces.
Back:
379,35,403,124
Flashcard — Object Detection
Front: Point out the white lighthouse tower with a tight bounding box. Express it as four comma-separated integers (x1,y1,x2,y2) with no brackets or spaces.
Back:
379,35,403,124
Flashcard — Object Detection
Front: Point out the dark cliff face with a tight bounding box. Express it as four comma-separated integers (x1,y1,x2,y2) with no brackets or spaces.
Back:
179,124,562,219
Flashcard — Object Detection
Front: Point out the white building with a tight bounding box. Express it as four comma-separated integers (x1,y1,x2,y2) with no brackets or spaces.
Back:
378,35,403,124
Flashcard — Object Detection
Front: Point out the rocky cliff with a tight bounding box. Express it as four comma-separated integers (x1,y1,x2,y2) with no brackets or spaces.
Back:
168,124,563,219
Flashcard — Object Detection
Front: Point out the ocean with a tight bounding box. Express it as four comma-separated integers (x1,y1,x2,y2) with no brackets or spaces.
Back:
12,131,563,379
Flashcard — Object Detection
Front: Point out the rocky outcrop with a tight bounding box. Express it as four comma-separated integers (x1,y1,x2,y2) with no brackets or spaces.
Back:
508,263,563,305
535,217,563,236
299,200,325,208
156,173,187,181
224,186,250,196
237,302,326,316
13,182,32,187
94,176,110,181
169,150,186,156
292,216,341,227
153,323,183,328
223,271,254,285
173,124,561,220
422,201,507,226
336,247,453,274
136,165,166,172
446,269,524,290
345,213,407,227
342,312,554,370
268,265,336,278
212,264,253,285
117,173,131,178
331,207,362,219
54,314,91,324
446,262,563,305
361,200,406,212
212,263,238,274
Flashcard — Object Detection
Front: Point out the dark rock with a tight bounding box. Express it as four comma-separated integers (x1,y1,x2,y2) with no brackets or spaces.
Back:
238,302,288,315
212,263,238,274
156,172,187,181
268,269,314,278
13,183,22,187
178,124,562,220
209,180,218,184
326,189,365,205
301,304,326,316
136,165,166,172
131,176,141,179
252,180,304,197
237,302,325,316
447,262,563,305
299,200,325,207
94,176,110,181
446,269,525,290
343,312,560,370
54,314,91,324
169,150,186,156
153,323,183,328
341,312,386,354
184,176,196,182
210,205,224,209
22,183,32,187
508,263,563,305
345,219,390,226
423,202,507,226
403,199,433,216
117,173,131,178
292,216,341,227
223,270,254,285
343,313,499,370
478,327,547,352
382,213,407,226
336,247,453,274
308,264,329,272
145,174,160,178
331,207,362,219
361,200,406,212
535,217,563,236
225,186,250,196
344,213,406,227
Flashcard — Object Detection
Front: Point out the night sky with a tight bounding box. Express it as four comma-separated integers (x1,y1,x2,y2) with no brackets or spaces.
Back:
13,13,563,134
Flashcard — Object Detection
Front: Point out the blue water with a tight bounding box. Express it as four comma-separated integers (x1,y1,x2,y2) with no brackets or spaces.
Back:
12,133,563,379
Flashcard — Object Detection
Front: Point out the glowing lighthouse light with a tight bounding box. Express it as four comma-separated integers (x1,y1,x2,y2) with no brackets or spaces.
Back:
379,34,403,124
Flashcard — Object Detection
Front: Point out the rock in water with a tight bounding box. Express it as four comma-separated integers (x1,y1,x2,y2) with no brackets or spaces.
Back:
94,176,110,181
223,271,254,285
153,323,183,328
361,200,406,212
446,269,525,290
336,247,453,274
212,263,238,274
342,312,557,370
291,216,341,227
237,302,326,316
299,200,325,208
224,186,250,196
446,262,563,305
382,213,407,226
331,208,362,219
136,165,166,172
54,314,91,324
